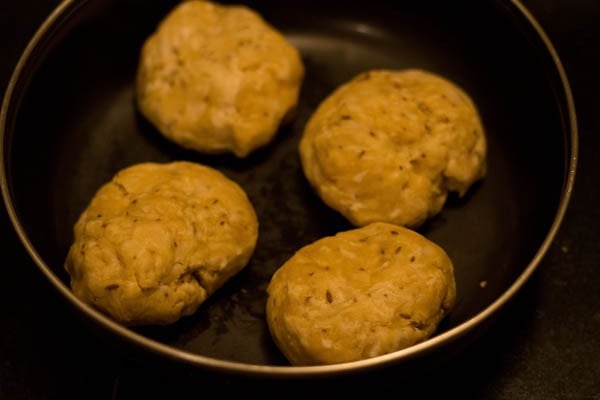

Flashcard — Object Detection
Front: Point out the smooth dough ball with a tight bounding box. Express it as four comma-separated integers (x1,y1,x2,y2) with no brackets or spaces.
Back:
136,0,304,158
266,222,456,366
64,161,258,326
299,69,487,228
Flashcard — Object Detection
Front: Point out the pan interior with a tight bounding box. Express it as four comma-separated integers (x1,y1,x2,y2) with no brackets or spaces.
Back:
5,0,567,366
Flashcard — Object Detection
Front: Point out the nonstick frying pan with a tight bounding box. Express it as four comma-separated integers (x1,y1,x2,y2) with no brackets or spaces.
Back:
0,0,576,383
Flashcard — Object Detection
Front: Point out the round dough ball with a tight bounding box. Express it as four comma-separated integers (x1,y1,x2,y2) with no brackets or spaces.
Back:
136,0,304,158
266,222,456,366
299,69,487,228
64,161,258,326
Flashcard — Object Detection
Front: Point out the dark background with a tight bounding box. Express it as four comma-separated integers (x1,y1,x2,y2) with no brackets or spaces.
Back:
1,0,598,398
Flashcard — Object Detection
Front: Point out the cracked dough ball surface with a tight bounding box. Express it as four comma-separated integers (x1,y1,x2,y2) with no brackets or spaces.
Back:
266,222,456,366
136,0,304,158
64,161,258,326
299,69,487,228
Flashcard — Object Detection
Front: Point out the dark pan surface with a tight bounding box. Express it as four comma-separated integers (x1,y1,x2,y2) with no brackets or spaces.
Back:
2,0,575,373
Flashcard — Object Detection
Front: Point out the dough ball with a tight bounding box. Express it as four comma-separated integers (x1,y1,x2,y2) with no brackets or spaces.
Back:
136,0,304,157
299,69,487,228
266,222,456,366
64,161,258,326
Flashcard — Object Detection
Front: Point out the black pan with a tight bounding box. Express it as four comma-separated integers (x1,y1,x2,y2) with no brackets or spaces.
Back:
0,0,576,385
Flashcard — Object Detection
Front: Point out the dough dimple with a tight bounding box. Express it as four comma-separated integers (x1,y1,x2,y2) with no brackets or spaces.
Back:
299,69,487,228
266,222,456,366
136,0,304,157
64,161,258,326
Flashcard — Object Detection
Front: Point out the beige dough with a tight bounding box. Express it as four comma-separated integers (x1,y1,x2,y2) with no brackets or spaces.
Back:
299,69,487,228
266,222,456,366
64,161,258,326
136,0,304,157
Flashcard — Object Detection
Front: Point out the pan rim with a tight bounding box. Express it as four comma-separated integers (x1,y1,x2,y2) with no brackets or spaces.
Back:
0,0,578,377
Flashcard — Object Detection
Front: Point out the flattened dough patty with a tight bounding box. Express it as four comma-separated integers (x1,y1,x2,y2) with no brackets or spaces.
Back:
136,0,304,158
266,222,456,366
299,69,487,228
64,161,258,326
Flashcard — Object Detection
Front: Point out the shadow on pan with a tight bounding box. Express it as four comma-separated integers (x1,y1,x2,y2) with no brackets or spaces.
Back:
0,0,576,384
